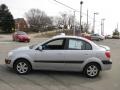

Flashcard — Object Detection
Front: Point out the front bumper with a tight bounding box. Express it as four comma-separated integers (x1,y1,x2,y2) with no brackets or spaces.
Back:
5,59,11,64
19,38,30,42
5,59,13,68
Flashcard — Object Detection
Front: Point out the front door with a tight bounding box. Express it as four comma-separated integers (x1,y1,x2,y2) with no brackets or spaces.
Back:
33,38,66,70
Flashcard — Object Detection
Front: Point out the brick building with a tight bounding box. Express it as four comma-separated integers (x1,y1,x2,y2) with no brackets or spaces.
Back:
15,18,28,31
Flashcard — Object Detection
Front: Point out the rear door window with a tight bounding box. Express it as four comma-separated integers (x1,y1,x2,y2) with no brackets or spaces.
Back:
68,39,92,50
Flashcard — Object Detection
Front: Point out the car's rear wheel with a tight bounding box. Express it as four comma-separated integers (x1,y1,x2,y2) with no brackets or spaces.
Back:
97,38,100,41
83,63,100,78
13,59,32,75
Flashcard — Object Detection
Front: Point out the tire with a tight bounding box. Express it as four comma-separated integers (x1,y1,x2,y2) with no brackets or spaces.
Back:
97,38,100,41
83,63,100,78
13,59,32,75
13,38,15,41
27,39,30,43
15,38,19,42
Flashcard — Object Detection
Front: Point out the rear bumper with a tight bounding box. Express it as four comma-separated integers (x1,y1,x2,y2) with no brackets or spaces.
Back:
102,60,112,70
102,60,112,64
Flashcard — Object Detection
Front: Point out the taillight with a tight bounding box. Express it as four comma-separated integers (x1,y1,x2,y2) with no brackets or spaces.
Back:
105,51,110,58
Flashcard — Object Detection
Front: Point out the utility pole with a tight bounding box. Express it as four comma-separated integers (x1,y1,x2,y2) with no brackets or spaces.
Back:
101,18,105,35
73,11,76,36
117,23,119,30
80,1,83,35
87,9,88,33
101,19,103,35
92,12,99,34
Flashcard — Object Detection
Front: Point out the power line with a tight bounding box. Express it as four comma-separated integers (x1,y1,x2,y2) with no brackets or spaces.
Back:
53,0,101,23
53,0,76,11
53,0,89,19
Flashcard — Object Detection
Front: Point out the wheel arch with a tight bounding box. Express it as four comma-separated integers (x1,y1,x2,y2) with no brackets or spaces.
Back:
83,62,101,71
13,58,32,69
82,57,103,71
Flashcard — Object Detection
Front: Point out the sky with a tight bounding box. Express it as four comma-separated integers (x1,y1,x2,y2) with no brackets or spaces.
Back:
0,0,120,35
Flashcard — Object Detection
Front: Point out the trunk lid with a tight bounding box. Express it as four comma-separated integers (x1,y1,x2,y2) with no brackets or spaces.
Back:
99,45,110,51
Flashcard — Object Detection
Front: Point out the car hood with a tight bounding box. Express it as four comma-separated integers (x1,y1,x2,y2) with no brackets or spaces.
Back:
18,35,29,38
12,46,30,52
99,45,110,51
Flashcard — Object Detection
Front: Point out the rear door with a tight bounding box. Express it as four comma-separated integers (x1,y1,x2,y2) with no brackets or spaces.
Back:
63,38,93,71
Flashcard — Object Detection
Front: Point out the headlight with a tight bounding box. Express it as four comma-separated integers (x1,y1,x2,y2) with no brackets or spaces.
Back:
8,52,13,57
28,36,30,39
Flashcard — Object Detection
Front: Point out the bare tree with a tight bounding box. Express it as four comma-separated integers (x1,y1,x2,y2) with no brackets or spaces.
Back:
52,16,63,28
25,9,52,32
68,14,74,29
52,12,74,29
61,13,68,29
82,23,90,33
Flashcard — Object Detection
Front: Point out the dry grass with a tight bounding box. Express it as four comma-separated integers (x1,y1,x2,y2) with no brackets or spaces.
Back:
34,29,74,38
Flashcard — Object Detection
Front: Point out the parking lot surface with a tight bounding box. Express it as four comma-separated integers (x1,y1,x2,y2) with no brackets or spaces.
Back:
0,37,120,90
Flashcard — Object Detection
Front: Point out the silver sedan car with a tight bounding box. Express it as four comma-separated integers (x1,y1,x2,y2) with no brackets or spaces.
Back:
91,34,105,41
5,34,112,78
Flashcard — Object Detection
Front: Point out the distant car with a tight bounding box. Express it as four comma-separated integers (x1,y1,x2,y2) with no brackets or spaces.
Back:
12,31,30,42
105,35,112,39
6,34,112,78
112,35,120,39
91,34,105,41
81,33,91,40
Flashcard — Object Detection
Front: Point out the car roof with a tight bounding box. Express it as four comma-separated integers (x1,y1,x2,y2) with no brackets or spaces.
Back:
52,34,91,42
51,34,99,48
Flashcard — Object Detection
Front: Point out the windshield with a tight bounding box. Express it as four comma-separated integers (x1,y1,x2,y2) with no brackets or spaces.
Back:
29,43,37,49
16,31,27,35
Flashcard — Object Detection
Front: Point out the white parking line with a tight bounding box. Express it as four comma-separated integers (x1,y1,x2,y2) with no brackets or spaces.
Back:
0,41,19,44
0,42,13,43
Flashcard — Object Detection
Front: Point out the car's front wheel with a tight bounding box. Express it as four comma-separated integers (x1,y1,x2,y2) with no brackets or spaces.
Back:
13,59,32,75
83,63,100,78
26,39,30,43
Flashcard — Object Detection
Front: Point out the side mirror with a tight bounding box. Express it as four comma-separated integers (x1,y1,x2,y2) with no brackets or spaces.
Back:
38,46,42,51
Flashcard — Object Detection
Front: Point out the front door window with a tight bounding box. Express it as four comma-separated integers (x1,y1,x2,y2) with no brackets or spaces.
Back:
42,39,65,50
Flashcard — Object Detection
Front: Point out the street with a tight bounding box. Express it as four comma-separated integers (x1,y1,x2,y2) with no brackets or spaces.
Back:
0,36,120,90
